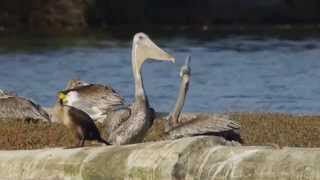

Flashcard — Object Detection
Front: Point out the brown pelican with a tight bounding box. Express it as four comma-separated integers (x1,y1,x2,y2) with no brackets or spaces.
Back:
58,33,175,145
52,92,110,147
0,90,50,122
165,56,241,141
106,33,174,145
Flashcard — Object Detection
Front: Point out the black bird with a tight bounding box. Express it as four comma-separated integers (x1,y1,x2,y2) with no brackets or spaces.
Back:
52,92,110,147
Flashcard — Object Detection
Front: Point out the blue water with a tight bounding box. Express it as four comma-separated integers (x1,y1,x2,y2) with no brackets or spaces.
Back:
0,34,320,113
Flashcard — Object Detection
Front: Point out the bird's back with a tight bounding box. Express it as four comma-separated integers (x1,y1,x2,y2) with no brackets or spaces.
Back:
0,95,50,122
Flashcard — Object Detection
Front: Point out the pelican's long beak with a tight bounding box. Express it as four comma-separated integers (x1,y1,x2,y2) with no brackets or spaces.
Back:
144,38,175,63
185,55,191,66
180,55,191,77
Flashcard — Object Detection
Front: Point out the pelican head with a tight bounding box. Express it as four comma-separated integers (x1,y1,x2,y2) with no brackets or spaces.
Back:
132,33,175,72
180,55,191,78
65,79,89,90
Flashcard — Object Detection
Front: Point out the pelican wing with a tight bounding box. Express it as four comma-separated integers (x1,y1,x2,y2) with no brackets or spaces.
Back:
63,84,125,118
0,96,50,122
104,107,131,132
168,113,240,139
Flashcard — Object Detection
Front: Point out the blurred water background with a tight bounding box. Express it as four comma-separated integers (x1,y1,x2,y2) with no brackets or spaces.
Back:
0,32,319,113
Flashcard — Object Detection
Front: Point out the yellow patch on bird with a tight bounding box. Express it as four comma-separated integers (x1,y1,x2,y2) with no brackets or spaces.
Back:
59,93,65,100
58,93,68,103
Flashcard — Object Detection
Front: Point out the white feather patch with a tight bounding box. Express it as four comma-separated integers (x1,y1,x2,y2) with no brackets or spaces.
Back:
66,91,79,106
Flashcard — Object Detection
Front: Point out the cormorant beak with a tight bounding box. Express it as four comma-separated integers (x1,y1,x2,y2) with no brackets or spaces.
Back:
143,37,175,63
58,92,68,104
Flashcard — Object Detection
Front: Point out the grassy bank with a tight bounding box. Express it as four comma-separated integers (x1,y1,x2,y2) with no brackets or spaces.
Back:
231,113,320,148
1,112,320,150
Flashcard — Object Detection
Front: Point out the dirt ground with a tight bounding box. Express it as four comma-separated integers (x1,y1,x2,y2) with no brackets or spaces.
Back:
1,112,320,150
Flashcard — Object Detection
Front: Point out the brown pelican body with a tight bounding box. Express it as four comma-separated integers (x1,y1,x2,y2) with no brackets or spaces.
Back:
107,33,175,145
0,90,50,122
166,56,240,141
52,93,110,147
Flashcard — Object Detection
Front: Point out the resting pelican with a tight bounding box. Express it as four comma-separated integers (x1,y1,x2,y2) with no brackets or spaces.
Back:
0,90,50,122
165,56,240,140
52,92,110,147
106,33,174,145
58,33,175,145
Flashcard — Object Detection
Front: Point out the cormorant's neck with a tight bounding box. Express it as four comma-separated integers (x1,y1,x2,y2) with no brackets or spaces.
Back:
59,99,63,106
132,43,146,100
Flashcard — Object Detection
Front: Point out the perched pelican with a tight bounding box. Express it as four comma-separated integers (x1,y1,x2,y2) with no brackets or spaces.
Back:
106,32,175,145
165,56,240,141
52,92,110,147
0,90,50,122
57,33,175,145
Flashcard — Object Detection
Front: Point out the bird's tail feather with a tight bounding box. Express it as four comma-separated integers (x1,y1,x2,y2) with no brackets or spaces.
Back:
99,137,111,145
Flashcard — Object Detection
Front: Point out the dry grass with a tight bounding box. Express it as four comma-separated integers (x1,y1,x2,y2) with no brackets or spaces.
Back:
231,112,320,148
1,112,320,150
0,119,110,150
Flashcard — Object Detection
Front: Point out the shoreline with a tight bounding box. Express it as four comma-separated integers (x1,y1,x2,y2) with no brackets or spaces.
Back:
2,23,320,36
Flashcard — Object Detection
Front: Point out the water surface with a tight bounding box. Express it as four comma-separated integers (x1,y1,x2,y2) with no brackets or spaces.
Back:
0,33,319,113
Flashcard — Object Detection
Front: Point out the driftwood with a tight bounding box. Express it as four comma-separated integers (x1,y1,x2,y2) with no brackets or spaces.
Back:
0,136,319,179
